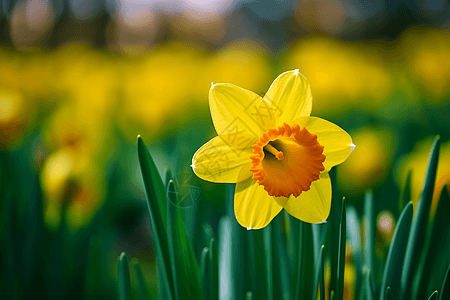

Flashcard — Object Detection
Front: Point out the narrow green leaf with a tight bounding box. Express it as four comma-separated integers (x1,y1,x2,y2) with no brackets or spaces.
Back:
218,216,235,300
273,215,290,300
287,212,300,298
167,180,203,300
85,236,101,300
298,221,315,300
380,202,414,300
200,247,211,300
248,228,267,300
428,290,438,300
246,291,253,300
440,264,450,300
319,245,326,300
415,186,450,299
346,205,362,299
401,136,440,300
337,198,346,300
327,168,341,300
137,136,174,300
386,287,392,299
330,290,335,300
132,258,150,300
209,239,219,300
364,268,375,300
264,223,274,300
118,252,132,300
363,190,375,285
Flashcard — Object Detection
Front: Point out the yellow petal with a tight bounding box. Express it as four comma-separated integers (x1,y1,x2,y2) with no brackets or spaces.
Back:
234,177,283,229
284,172,331,223
264,69,312,127
292,116,353,171
209,83,275,137
192,134,254,183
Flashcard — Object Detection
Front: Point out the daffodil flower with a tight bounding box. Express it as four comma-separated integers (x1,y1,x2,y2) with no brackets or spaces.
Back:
192,69,354,229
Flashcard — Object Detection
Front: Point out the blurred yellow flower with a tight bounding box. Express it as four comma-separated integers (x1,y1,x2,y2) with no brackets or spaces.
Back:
338,127,394,195
399,28,450,102
192,70,353,229
0,89,27,148
284,37,392,117
396,137,450,214
41,148,105,230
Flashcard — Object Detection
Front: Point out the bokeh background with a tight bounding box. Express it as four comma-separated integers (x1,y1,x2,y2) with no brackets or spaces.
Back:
1,0,450,299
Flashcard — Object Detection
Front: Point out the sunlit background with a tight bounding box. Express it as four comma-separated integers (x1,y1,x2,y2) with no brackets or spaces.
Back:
1,0,450,299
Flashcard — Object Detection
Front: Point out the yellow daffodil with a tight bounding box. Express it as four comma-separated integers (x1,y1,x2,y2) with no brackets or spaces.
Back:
192,70,354,229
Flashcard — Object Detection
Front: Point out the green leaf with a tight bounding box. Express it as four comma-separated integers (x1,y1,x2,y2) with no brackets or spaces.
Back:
337,198,346,300
132,258,150,300
209,239,219,300
117,252,132,300
440,264,450,300
380,202,414,300
363,190,375,285
273,215,290,300
85,236,101,300
401,136,440,300
415,186,450,299
327,168,341,300
248,227,268,300
246,291,253,300
137,136,174,300
386,287,392,300
167,180,203,300
428,290,438,300
319,245,326,300
364,268,375,300
299,221,315,300
200,247,211,300
218,216,236,300
264,223,274,300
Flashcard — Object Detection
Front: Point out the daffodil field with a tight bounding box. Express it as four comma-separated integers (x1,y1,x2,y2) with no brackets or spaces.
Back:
2,26,450,300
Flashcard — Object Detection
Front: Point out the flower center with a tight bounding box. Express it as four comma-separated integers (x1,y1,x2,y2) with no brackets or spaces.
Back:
249,123,326,199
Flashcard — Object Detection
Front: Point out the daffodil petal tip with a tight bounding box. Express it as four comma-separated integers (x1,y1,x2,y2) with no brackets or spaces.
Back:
247,227,251,231
190,163,195,170
211,82,215,88
351,143,356,152
294,68,299,75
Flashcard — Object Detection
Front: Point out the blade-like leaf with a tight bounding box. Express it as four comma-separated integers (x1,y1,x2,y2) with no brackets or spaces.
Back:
327,168,341,300
246,291,253,300
210,239,219,300
386,287,392,300
363,190,375,285
167,180,203,300
440,264,450,300
273,215,290,300
365,268,375,300
264,222,274,300
117,252,132,300
137,136,174,300
428,290,438,300
299,221,315,300
337,198,346,300
319,245,326,300
415,186,450,299
380,202,414,300
132,258,150,300
401,136,440,300
248,227,267,300
201,247,211,300
218,216,236,300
